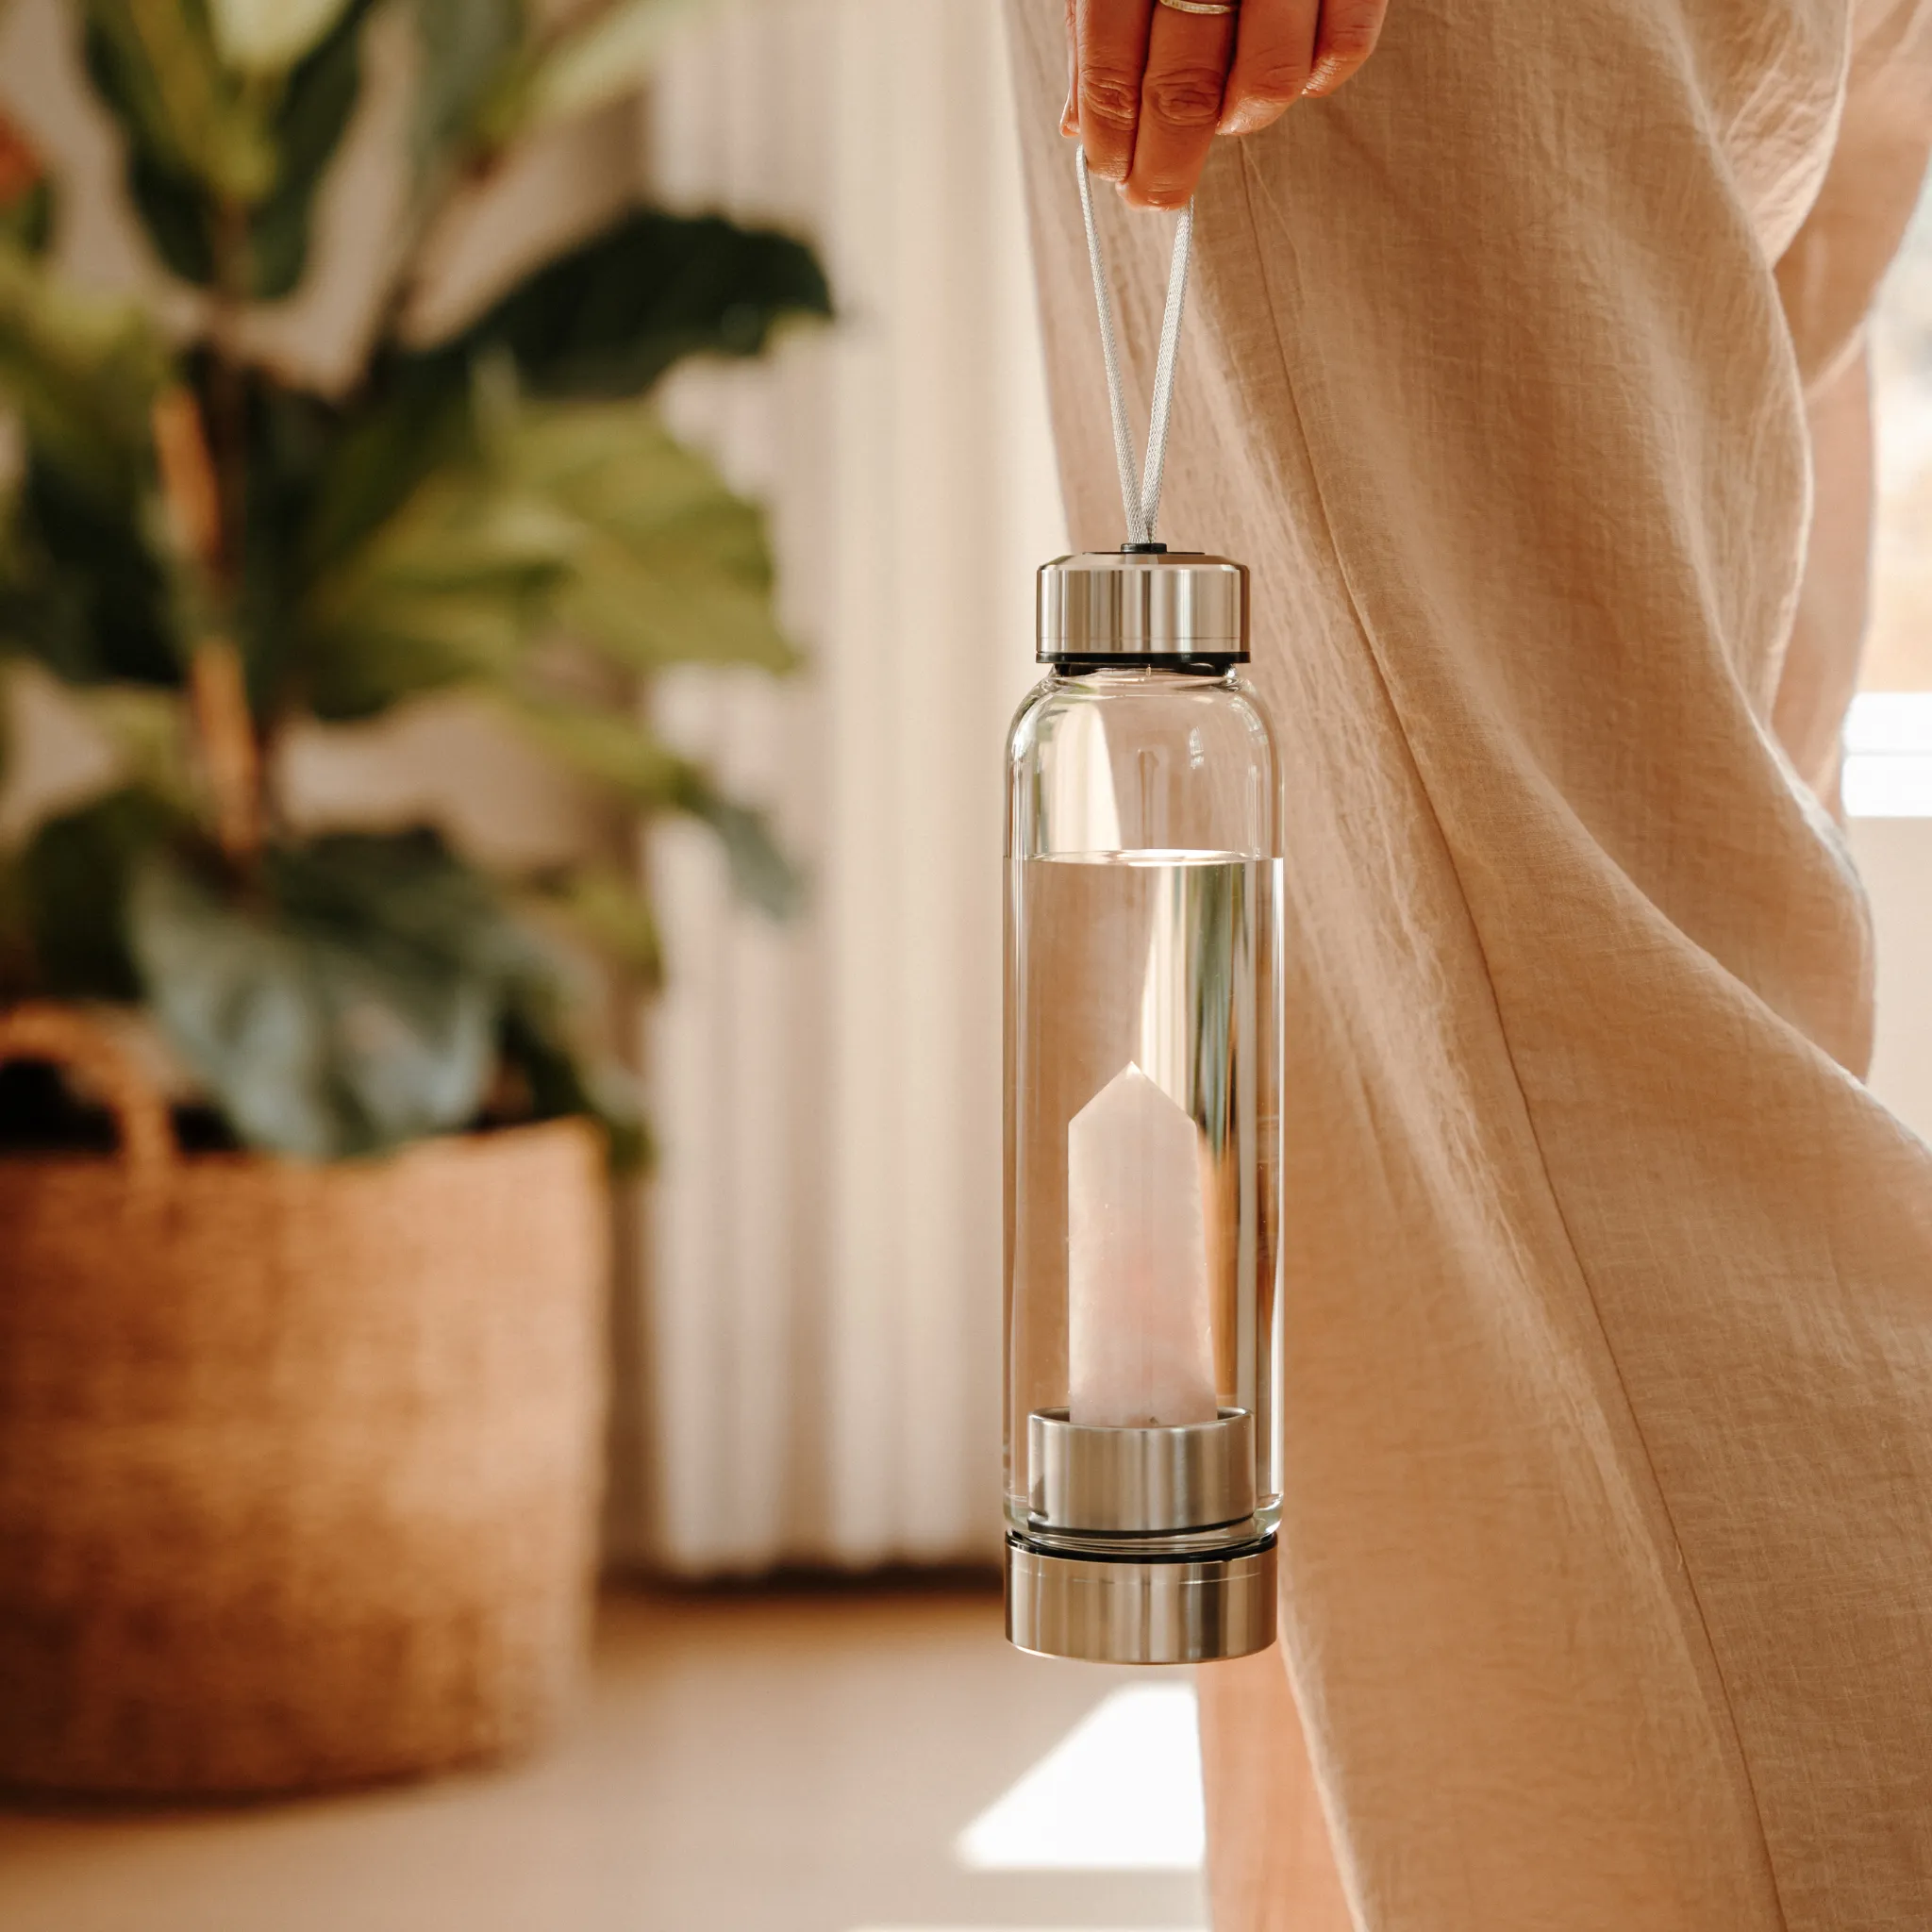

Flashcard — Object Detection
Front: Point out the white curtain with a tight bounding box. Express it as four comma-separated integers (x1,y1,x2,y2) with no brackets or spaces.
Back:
615,0,1066,1572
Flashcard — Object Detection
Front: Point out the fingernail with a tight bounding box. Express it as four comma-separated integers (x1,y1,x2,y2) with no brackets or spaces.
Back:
1303,58,1343,96
1218,94,1297,136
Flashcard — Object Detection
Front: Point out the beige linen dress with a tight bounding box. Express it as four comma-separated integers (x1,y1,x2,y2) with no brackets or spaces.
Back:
1004,1,1932,1924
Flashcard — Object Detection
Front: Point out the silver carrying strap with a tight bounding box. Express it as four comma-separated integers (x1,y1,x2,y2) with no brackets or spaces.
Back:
1075,146,1195,548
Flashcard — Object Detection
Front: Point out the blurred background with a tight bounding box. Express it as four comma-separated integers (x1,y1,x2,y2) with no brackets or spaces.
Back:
0,2,1926,1928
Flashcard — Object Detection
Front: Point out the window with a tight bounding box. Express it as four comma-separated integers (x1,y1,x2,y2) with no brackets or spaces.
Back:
1868,175,1932,693
1844,175,1932,816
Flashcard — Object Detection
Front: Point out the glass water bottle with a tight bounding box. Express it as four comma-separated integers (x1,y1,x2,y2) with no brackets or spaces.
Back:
1005,551,1283,1664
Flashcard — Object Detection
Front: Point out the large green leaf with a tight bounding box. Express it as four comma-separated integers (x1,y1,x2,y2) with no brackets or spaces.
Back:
19,786,180,1000
293,396,796,716
502,403,794,673
127,829,572,1158
296,583,534,718
556,539,791,675
299,207,827,576
502,400,760,542
501,694,800,915
270,828,557,987
296,458,574,717
296,358,475,575
243,0,374,299
0,245,168,508
82,0,375,299
1,458,180,687
131,852,492,1159
0,177,54,257
522,860,663,987
121,150,217,286
409,0,525,173
81,1,275,205
0,255,175,687
499,691,686,800
223,358,469,717
291,388,808,914
433,208,830,399
73,682,197,808
228,367,342,710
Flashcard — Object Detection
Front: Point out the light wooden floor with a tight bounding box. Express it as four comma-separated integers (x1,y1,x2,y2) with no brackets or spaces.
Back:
0,1585,1208,1932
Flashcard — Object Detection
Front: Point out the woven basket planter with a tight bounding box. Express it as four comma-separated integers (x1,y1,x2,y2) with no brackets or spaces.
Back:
0,1004,608,1798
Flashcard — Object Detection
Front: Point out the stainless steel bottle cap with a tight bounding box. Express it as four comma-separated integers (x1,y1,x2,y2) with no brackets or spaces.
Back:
1037,550,1249,662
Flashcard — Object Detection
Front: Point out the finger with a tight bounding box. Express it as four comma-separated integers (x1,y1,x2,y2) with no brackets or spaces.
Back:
1076,0,1155,183
1305,0,1387,96
1217,0,1318,138
1124,3,1236,209
1061,0,1080,136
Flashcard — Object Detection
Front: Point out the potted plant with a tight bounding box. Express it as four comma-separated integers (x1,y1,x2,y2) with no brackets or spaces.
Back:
0,0,826,1796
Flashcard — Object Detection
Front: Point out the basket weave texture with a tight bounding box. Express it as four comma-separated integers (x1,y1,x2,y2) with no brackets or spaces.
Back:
0,1004,608,1797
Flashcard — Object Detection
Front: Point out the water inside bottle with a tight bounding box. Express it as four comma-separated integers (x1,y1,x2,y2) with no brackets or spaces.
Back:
1005,852,1281,1524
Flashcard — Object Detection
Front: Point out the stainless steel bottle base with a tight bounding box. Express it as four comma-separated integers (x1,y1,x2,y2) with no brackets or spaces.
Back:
1005,1535,1276,1664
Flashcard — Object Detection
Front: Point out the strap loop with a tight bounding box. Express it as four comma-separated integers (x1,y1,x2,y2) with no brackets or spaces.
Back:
1075,148,1194,548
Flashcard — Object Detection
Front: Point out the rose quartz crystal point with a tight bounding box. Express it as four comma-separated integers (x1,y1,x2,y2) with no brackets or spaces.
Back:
1067,1063,1220,1428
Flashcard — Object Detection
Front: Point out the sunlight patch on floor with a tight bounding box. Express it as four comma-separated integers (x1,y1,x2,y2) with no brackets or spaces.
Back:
954,1684,1206,1874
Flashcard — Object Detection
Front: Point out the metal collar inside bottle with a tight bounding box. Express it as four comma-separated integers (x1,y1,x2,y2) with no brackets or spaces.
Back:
1037,550,1249,662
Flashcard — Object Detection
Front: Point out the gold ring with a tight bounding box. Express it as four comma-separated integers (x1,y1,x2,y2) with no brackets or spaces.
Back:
1156,0,1238,12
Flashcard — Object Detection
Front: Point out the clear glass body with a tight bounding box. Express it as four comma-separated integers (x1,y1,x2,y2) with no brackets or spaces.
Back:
1004,663,1283,1554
